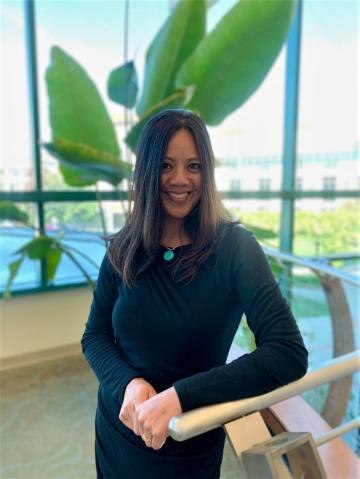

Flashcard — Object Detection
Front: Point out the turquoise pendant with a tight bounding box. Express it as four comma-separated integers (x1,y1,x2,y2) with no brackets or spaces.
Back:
163,250,175,261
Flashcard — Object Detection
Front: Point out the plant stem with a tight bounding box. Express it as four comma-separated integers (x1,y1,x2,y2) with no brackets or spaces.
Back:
61,243,101,270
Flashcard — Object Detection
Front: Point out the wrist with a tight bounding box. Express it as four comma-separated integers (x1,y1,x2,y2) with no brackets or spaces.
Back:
168,386,183,414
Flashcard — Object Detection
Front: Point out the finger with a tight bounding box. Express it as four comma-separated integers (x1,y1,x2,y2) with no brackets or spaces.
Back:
119,413,133,431
140,430,153,448
143,437,152,448
132,403,140,436
119,407,133,430
142,427,153,443
133,389,151,436
136,410,149,438
152,436,166,450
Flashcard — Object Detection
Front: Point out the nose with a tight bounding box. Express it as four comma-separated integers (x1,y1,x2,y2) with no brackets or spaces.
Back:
169,166,190,185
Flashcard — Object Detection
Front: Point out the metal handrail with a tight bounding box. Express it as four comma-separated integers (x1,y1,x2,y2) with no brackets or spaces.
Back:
168,351,360,442
315,417,360,446
262,246,360,287
261,245,358,426
305,253,360,263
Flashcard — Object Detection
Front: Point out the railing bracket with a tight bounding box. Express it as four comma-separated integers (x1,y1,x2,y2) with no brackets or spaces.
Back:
242,431,327,479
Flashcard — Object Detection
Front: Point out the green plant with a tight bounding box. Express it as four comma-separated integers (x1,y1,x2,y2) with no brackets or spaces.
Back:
4,0,296,295
45,0,295,166
0,201,97,298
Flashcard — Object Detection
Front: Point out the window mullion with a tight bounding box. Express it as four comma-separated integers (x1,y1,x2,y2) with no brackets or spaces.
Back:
24,0,46,287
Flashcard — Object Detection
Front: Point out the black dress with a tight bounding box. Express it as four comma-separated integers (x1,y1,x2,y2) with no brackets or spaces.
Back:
81,224,308,479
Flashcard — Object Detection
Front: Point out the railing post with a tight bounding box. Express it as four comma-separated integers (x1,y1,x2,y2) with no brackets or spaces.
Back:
242,432,327,479
223,412,271,476
314,271,355,427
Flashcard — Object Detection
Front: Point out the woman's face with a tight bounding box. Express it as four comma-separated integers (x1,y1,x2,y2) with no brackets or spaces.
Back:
160,128,202,224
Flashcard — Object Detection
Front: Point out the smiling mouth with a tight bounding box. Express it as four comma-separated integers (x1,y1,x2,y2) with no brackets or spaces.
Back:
166,192,190,202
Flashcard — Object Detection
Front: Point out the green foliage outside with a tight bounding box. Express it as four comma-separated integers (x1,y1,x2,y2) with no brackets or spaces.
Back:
234,317,256,352
291,296,328,318
230,199,360,255
230,202,359,324
294,201,359,255
45,202,100,231
42,170,101,230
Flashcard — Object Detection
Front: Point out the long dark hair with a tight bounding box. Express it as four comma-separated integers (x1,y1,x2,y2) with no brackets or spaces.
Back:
107,108,231,287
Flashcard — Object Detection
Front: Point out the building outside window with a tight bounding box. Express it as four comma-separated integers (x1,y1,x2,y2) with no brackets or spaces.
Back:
259,178,271,191
230,179,241,191
323,176,336,191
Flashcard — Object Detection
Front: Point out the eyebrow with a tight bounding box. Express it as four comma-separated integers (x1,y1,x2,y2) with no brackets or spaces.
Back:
163,156,201,162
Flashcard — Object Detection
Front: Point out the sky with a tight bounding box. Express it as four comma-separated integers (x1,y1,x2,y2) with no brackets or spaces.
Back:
1,0,359,173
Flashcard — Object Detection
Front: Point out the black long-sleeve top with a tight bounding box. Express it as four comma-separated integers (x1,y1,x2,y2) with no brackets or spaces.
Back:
81,223,308,416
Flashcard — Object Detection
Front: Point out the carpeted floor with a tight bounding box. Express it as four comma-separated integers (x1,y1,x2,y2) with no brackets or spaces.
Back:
0,355,241,479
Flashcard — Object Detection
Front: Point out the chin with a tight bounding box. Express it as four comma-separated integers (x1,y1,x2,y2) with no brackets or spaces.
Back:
162,202,196,221
162,209,191,222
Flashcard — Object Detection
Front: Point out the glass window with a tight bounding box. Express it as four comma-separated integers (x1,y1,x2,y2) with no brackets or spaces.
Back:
216,155,281,192
44,200,127,236
295,177,302,190
323,176,336,191
36,0,171,191
43,200,127,285
1,203,39,291
297,0,358,191
1,1,34,191
229,179,241,191
209,10,286,191
294,197,359,453
293,198,359,256
224,199,281,249
259,178,271,191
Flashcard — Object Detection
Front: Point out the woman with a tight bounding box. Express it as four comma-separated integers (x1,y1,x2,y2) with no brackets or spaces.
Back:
81,109,308,478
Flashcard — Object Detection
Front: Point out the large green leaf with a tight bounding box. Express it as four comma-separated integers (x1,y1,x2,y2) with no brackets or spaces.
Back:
14,236,62,280
108,61,138,108
15,236,58,259
46,46,120,157
3,236,98,297
0,201,29,225
175,0,295,125
3,257,25,299
125,89,190,153
5,236,64,294
44,139,131,187
46,248,62,280
136,0,206,117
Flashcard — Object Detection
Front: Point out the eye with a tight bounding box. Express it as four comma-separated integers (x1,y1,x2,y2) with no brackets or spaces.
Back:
162,161,172,170
189,162,201,171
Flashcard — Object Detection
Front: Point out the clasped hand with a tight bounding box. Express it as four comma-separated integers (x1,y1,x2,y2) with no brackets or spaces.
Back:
119,378,182,450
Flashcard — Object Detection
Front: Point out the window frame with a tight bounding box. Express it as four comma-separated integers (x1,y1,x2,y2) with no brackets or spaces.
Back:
1,0,359,297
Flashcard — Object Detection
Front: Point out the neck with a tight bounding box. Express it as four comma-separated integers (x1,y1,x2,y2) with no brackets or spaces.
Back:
161,218,189,247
